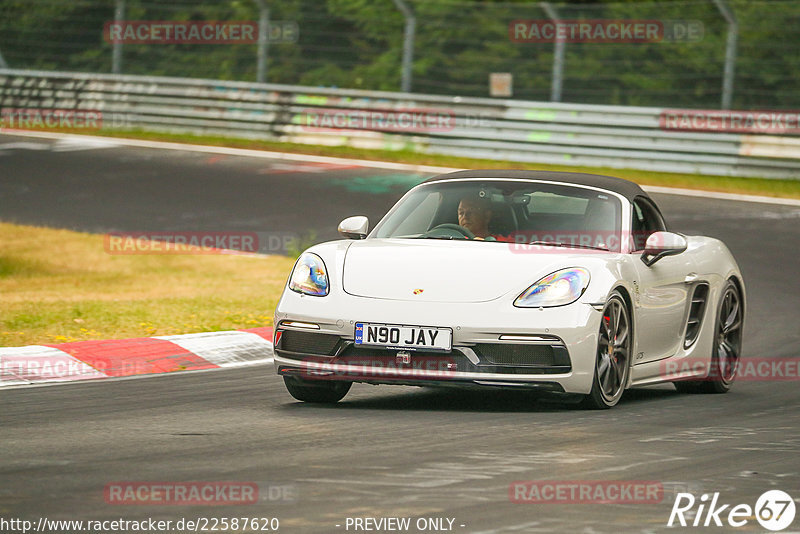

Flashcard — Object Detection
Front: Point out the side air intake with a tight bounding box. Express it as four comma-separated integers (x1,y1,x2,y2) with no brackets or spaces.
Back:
684,283,709,349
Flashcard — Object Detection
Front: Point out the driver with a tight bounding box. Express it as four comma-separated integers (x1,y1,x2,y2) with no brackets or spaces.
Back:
457,195,493,239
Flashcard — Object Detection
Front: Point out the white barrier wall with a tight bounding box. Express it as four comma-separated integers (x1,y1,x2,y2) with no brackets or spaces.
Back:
1,69,799,179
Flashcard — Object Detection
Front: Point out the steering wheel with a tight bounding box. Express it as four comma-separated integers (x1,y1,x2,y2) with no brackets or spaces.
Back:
424,223,476,240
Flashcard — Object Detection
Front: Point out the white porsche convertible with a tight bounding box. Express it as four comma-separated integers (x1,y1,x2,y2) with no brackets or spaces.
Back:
273,170,745,408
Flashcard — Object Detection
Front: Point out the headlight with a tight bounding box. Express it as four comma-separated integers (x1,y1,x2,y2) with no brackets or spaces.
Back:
514,267,590,308
289,253,329,296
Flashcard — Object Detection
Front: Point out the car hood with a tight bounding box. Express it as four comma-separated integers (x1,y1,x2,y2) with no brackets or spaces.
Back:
342,238,595,303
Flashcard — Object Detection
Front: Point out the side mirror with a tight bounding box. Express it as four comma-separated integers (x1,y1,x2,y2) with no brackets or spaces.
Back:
641,231,687,266
338,216,369,240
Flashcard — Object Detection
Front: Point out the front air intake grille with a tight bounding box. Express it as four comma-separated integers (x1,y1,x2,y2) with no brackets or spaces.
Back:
473,344,556,366
279,330,340,355
288,344,572,375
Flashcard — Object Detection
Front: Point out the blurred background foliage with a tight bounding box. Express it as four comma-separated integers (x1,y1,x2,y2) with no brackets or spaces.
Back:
0,0,798,109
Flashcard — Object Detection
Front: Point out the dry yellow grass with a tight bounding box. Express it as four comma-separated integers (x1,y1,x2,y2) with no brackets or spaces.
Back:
0,222,295,346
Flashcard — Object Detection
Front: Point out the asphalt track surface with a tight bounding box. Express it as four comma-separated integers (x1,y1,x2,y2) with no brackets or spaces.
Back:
2,134,800,533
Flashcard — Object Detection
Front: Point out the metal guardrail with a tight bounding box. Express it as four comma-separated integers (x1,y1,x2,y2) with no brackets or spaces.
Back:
1,69,799,179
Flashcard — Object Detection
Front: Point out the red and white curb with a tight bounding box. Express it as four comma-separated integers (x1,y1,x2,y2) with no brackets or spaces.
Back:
0,327,273,388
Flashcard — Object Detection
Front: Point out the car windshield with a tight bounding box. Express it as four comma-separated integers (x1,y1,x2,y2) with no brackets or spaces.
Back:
372,180,623,251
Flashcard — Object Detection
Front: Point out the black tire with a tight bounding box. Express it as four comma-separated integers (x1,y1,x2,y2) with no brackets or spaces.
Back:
673,280,742,394
283,376,351,403
582,291,631,409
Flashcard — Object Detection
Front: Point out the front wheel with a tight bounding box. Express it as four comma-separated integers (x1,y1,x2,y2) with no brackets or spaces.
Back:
582,291,631,409
283,376,351,403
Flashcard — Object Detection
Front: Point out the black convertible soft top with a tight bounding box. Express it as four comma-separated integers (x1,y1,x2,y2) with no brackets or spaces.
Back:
422,170,649,202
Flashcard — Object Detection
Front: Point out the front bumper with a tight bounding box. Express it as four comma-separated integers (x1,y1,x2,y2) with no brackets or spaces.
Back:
273,290,602,394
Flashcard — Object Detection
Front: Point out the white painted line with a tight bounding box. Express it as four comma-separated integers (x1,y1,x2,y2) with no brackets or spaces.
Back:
0,129,459,174
0,345,106,385
2,129,798,206
0,141,51,151
51,137,120,152
155,330,274,367
642,185,800,206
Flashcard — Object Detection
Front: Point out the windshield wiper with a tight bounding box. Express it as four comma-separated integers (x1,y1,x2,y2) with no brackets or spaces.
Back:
528,241,609,251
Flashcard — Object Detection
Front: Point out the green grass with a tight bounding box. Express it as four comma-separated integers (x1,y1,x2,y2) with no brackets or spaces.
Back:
80,128,800,199
0,222,294,347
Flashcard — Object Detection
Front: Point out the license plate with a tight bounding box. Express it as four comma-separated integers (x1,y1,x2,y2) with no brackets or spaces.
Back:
354,323,452,352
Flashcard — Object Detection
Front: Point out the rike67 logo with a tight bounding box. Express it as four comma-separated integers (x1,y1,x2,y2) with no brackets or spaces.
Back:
668,490,796,531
